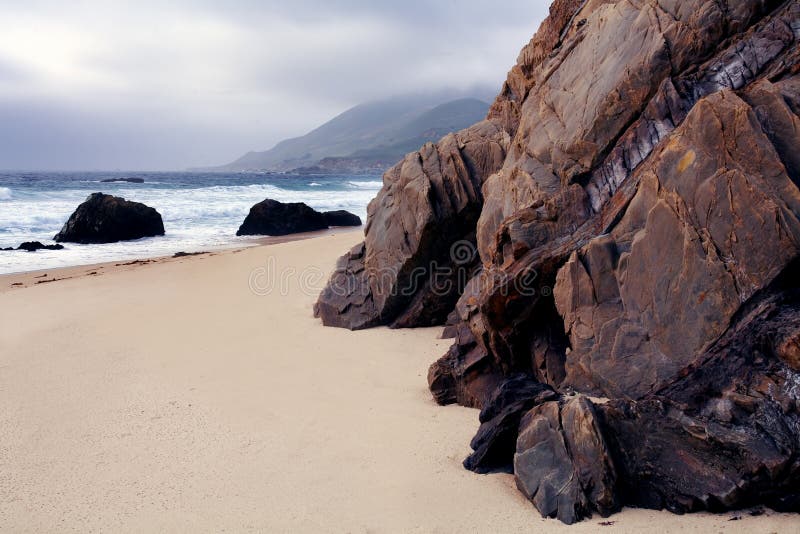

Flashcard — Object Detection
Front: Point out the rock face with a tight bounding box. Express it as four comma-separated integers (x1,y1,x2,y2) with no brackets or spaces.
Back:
55,193,165,244
314,120,509,330
317,0,800,524
236,199,361,236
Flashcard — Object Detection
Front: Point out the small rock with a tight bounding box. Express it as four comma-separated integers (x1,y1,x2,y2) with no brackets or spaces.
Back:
464,375,559,473
17,241,65,252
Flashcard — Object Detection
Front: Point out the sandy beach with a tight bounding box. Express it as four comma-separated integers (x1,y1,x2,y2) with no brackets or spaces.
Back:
0,232,796,533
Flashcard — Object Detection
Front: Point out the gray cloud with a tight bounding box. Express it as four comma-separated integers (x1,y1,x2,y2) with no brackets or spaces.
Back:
0,1,547,170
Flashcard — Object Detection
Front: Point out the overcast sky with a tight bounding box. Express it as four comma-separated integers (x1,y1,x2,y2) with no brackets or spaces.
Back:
0,1,547,171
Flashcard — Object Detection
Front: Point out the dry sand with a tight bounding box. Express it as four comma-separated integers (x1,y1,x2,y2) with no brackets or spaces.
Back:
0,232,797,533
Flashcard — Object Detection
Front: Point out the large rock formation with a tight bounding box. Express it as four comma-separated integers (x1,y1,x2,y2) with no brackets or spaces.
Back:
55,193,165,244
316,0,800,524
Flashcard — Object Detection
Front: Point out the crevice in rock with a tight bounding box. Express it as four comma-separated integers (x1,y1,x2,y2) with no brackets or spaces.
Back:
318,0,800,524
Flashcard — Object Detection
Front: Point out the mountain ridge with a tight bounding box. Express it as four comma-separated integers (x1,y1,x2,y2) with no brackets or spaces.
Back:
202,96,490,174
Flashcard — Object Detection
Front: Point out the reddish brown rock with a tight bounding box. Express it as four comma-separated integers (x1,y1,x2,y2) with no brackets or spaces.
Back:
439,1,800,404
318,0,800,524
487,0,589,134
777,331,800,371
427,320,502,408
554,89,800,399
314,121,509,330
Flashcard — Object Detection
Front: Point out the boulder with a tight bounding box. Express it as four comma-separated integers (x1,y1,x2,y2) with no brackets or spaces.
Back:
463,375,559,473
54,193,164,244
514,396,618,524
236,199,328,236
17,241,64,252
322,210,362,227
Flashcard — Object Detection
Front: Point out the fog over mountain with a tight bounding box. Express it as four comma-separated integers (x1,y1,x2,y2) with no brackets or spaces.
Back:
0,1,548,171
209,94,491,173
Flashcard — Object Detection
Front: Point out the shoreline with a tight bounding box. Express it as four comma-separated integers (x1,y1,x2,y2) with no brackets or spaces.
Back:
0,170,380,279
1,230,796,532
0,226,362,292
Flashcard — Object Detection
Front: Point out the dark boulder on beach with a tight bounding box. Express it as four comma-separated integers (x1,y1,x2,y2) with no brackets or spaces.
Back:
463,375,559,474
17,241,64,252
0,241,63,252
54,192,165,244
237,199,327,236
315,0,800,524
513,395,618,524
322,210,361,227
236,199,361,236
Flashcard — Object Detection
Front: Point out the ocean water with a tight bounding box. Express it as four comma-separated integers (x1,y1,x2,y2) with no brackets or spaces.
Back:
0,171,382,275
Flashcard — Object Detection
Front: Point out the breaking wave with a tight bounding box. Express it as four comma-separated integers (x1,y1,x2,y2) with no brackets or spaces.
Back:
0,171,383,274
347,180,383,189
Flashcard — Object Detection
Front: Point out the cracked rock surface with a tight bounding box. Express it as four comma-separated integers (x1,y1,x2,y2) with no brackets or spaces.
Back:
317,0,800,523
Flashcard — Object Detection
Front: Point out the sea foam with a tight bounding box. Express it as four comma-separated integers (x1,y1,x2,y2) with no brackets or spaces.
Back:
348,180,382,189
0,172,382,275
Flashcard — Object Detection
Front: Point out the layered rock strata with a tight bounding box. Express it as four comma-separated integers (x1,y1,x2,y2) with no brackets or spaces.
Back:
317,0,800,523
